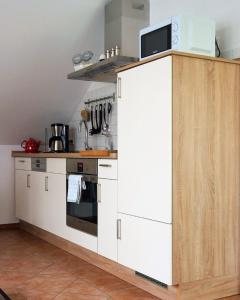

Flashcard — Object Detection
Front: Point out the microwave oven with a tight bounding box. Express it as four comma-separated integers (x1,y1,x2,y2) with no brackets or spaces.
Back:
139,15,216,60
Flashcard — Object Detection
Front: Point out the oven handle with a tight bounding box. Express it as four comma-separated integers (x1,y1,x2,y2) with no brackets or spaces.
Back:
99,164,112,168
66,173,98,183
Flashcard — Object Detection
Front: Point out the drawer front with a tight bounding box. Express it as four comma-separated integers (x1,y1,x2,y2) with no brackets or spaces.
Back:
98,159,117,179
15,157,31,170
47,158,66,174
117,213,172,285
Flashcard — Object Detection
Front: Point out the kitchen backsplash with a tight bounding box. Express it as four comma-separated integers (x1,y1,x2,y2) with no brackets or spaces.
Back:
68,83,117,151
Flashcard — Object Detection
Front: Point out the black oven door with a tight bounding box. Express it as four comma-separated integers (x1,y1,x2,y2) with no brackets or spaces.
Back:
66,174,98,236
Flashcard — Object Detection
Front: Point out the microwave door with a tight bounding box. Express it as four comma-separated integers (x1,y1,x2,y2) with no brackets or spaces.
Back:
141,24,172,58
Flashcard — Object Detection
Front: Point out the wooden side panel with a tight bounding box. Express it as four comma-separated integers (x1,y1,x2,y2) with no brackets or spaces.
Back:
173,56,240,284
179,275,240,300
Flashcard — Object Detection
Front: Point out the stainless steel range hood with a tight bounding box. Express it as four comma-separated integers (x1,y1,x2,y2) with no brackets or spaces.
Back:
67,0,149,83
105,0,150,58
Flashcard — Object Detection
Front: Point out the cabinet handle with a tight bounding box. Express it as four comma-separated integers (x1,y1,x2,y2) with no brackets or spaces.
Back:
18,160,25,163
117,77,122,99
45,176,48,192
97,184,101,203
99,164,112,168
117,219,121,240
27,174,30,188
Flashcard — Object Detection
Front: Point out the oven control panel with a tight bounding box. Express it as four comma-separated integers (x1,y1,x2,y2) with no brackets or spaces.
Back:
66,158,98,176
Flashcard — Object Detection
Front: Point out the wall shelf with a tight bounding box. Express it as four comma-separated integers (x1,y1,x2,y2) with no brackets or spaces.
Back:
67,56,138,83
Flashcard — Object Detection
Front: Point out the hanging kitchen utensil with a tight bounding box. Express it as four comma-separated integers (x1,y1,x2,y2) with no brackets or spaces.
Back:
97,104,103,133
81,109,90,122
102,102,112,137
102,103,107,129
89,105,97,135
95,105,99,131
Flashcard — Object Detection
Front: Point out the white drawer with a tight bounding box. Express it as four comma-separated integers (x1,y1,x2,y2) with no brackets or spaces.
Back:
98,159,117,179
15,157,31,171
47,158,66,174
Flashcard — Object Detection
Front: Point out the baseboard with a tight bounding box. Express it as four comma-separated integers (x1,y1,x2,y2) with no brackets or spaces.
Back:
19,221,177,300
19,221,240,300
0,223,19,230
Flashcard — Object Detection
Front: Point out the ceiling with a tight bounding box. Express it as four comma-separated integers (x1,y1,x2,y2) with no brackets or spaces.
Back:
0,0,110,145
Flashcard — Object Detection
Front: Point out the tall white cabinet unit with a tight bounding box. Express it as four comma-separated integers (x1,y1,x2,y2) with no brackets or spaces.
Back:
117,57,172,223
117,57,173,285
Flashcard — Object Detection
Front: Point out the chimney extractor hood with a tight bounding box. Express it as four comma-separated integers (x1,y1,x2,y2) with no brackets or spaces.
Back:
105,0,150,58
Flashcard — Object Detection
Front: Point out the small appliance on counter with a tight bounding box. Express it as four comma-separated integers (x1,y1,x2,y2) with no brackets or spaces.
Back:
139,15,216,60
21,138,40,153
49,123,69,152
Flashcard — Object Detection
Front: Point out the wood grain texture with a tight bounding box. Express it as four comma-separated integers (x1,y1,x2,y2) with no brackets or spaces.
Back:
172,55,240,284
116,50,240,74
19,221,177,300
12,151,118,159
179,276,240,300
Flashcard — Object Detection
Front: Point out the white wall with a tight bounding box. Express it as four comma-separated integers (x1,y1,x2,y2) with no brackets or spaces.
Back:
150,0,240,58
0,146,20,224
0,0,109,145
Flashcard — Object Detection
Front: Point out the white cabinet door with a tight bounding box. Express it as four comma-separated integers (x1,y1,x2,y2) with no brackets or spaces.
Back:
31,172,48,231
118,57,172,224
44,173,66,237
98,179,118,261
15,170,31,221
117,213,172,285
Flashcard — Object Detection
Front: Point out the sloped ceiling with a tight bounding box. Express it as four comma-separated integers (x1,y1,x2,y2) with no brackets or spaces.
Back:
0,0,109,145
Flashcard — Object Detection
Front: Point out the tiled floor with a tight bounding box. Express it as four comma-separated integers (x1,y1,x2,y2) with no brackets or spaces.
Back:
0,229,239,300
0,229,159,300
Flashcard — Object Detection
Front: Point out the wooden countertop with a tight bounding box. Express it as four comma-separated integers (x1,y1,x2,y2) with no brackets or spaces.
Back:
12,151,118,159
115,50,240,73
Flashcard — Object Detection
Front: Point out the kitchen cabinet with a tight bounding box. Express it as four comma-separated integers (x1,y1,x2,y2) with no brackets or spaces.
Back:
98,178,118,261
15,170,31,222
15,157,97,252
117,213,172,285
43,173,66,236
116,52,240,298
97,160,118,261
117,57,172,224
30,172,46,228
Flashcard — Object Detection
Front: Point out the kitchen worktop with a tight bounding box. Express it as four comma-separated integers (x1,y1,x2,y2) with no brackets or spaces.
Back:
12,151,118,159
115,50,240,73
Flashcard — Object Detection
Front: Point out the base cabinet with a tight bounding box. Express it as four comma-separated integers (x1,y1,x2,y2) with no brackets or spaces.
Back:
31,172,46,228
15,170,31,223
98,178,118,261
117,213,173,285
44,173,66,237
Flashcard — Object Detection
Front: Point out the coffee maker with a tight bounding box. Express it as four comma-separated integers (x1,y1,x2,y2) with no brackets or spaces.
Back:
49,123,69,152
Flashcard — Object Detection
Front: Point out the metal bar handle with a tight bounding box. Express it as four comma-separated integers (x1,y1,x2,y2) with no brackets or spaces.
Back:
117,219,121,240
97,184,101,203
45,176,48,192
99,164,112,168
117,77,122,99
27,174,30,188
18,160,25,163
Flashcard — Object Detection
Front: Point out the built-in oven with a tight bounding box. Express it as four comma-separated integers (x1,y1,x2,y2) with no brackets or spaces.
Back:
66,158,98,236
